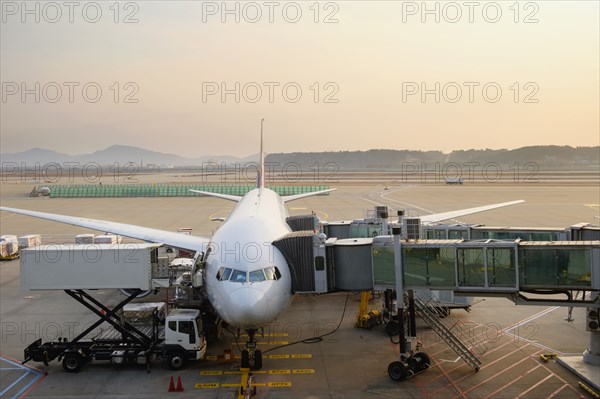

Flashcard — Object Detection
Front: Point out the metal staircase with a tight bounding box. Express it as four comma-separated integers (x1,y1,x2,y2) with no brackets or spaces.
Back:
413,293,484,371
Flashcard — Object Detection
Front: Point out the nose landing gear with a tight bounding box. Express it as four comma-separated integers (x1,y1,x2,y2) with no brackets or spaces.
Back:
240,329,263,370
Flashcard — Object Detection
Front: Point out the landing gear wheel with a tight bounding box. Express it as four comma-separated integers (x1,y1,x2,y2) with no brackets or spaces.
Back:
241,350,250,369
385,320,400,336
253,349,262,370
388,361,408,381
62,353,84,373
168,352,186,370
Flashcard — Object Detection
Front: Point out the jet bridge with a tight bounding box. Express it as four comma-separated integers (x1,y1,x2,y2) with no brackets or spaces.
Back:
371,237,599,306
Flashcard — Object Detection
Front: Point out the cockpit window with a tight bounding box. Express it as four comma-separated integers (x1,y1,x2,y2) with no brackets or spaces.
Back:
221,268,233,281
264,266,282,281
249,270,266,283
220,267,280,283
217,267,234,281
230,269,247,283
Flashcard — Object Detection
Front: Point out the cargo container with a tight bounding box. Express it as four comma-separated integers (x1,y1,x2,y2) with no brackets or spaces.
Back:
18,234,41,248
0,235,19,259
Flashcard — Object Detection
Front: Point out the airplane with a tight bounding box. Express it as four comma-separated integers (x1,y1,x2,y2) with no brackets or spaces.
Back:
0,125,525,369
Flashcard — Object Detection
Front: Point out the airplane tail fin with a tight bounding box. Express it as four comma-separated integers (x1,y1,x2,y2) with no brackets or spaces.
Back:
259,119,265,189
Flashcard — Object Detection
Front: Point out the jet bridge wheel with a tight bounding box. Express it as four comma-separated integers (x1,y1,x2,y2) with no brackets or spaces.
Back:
385,320,400,336
412,352,431,371
388,361,408,381
62,352,84,373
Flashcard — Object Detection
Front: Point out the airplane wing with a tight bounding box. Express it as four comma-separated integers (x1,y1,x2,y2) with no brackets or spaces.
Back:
418,200,525,224
189,190,242,202
282,188,337,203
190,188,337,203
0,206,210,252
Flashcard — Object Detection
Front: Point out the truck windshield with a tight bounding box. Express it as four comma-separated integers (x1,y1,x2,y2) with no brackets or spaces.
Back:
179,321,196,344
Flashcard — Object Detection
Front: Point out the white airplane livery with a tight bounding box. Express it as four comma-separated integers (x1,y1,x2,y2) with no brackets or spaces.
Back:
0,125,524,369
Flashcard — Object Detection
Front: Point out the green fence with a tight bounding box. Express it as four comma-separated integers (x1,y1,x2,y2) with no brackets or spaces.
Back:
42,184,331,198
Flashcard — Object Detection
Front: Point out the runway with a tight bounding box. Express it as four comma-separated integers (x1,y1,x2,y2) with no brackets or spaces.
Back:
1,177,597,398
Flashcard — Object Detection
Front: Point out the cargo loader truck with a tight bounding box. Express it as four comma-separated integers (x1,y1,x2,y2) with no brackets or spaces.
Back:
19,243,207,373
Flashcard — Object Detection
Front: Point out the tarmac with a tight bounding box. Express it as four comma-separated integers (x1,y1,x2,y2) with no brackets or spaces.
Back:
1,175,598,398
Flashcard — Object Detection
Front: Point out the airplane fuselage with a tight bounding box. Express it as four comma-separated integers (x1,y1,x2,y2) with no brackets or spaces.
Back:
204,188,293,329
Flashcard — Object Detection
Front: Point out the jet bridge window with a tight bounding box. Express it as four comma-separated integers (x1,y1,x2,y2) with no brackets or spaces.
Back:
264,266,282,281
249,270,266,283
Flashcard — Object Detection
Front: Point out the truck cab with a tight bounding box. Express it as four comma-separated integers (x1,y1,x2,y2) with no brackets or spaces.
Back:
164,308,207,369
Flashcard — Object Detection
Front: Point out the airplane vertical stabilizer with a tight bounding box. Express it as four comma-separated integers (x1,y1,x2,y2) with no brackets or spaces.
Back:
259,119,265,189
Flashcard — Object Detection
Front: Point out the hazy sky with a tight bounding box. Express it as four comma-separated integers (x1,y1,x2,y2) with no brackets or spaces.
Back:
1,1,599,157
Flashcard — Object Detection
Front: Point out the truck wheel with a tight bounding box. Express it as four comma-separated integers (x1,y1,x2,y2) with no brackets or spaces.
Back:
168,352,186,370
62,353,83,373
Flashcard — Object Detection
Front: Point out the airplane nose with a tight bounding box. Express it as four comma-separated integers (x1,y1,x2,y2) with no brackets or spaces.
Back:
227,287,270,326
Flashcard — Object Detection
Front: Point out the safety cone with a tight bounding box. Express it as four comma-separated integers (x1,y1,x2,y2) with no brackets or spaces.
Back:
168,376,176,392
175,376,184,392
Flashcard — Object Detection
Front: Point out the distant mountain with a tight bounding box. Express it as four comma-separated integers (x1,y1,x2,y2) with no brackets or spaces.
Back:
266,146,600,170
1,147,74,165
0,146,257,167
1,145,597,170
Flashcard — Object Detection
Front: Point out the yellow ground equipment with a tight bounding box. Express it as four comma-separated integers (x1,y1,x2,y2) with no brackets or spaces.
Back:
355,291,383,329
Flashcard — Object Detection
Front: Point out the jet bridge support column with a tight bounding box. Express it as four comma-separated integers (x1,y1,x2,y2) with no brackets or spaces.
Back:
583,329,600,366
387,228,431,382
394,231,406,355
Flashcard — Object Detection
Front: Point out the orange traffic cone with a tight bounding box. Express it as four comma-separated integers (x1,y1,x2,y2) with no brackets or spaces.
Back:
168,376,176,392
175,376,184,392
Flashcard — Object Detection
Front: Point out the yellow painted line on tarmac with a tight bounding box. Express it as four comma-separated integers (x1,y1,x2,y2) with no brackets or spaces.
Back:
268,369,291,375
200,370,223,376
291,354,312,359
207,209,229,221
269,354,290,359
195,383,220,389
258,341,289,345
293,369,315,374
268,382,292,387
584,204,599,210
224,370,267,375
223,382,267,388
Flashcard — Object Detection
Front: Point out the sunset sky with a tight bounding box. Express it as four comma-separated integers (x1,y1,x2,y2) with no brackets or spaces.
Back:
1,1,598,157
